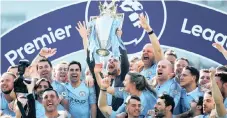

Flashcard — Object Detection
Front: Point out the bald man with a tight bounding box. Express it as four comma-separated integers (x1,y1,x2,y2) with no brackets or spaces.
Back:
139,14,164,80
0,72,16,116
155,59,181,115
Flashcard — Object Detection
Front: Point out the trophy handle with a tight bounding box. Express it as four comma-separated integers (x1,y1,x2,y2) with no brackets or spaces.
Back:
116,13,124,29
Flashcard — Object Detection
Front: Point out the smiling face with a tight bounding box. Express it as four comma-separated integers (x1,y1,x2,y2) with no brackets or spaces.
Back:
55,63,68,83
154,98,167,117
68,64,81,84
126,99,141,117
37,61,52,80
42,90,59,112
0,73,14,94
35,80,50,99
199,71,210,86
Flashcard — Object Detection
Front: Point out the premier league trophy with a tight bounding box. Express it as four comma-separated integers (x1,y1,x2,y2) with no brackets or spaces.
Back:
88,1,125,62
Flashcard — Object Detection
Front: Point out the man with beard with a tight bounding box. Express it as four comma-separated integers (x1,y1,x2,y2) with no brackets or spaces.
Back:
174,58,189,83
54,62,69,83
34,78,53,117
198,91,215,118
0,72,16,116
76,21,128,113
179,66,203,114
95,65,157,117
148,94,175,118
65,61,96,118
98,89,141,118
34,78,53,103
209,70,227,118
139,14,163,80
155,59,181,114
42,88,70,118
36,58,68,111
194,70,226,118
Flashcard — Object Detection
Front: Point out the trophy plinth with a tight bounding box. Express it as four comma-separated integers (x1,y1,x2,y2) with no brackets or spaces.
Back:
96,49,110,57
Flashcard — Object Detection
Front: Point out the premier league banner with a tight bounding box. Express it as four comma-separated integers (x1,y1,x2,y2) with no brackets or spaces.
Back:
1,0,227,73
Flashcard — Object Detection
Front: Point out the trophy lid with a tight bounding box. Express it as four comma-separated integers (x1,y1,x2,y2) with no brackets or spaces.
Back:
99,0,118,16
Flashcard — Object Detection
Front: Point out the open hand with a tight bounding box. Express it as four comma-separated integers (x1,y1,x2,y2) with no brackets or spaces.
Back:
139,13,152,32
212,43,225,52
39,47,57,58
76,21,89,40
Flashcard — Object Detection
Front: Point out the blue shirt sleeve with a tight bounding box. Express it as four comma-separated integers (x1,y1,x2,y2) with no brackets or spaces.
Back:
89,86,96,104
110,110,117,118
116,103,126,114
35,101,45,118
169,80,182,115
114,87,127,99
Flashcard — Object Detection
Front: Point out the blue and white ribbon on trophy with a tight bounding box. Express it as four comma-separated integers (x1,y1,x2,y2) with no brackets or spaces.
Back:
88,18,125,62
87,1,125,63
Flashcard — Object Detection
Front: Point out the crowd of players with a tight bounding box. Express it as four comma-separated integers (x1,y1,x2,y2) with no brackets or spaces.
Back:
1,14,227,118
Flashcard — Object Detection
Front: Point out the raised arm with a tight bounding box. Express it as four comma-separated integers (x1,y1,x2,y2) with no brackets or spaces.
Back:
98,78,115,117
29,48,56,79
94,64,115,95
31,47,57,66
116,29,129,81
210,70,227,117
75,21,89,53
212,43,227,61
139,14,164,63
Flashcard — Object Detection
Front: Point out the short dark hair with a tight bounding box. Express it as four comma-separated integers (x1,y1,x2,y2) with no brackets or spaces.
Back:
176,58,189,65
185,66,200,83
215,72,227,83
34,78,53,90
125,95,141,104
37,58,52,70
68,61,82,72
216,65,227,72
164,49,177,58
43,88,59,98
159,94,175,113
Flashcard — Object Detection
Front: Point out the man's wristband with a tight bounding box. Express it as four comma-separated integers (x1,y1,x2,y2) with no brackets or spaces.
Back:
100,88,107,92
147,30,154,35
39,54,45,58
